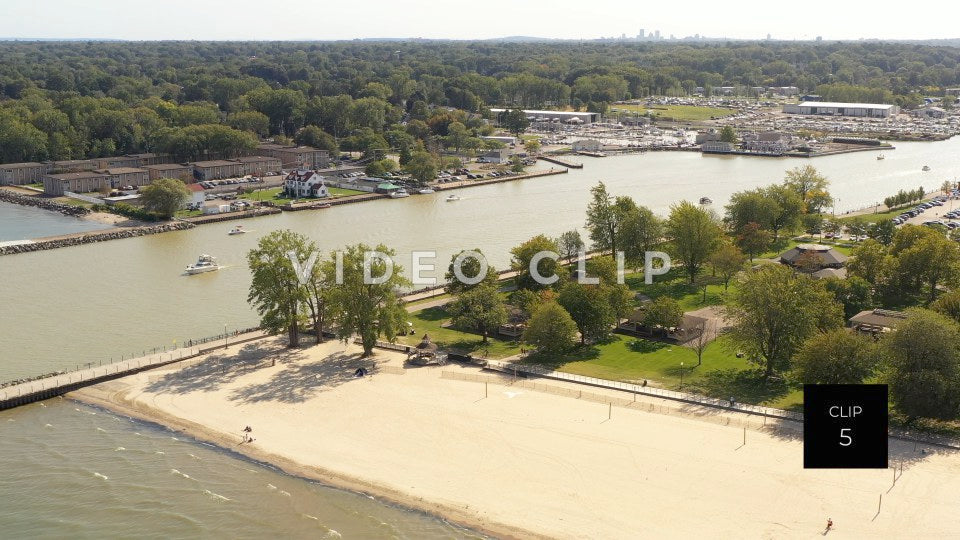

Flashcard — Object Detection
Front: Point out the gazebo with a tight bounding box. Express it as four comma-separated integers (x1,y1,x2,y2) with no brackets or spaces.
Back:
409,334,441,365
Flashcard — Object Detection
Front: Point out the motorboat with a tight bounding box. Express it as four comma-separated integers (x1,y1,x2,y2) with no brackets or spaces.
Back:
699,197,713,205
228,225,247,235
185,254,220,275
389,188,410,198
418,188,436,194
445,194,461,202
922,165,931,171
876,153,885,160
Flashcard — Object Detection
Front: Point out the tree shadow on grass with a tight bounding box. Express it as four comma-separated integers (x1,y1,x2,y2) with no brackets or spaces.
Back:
520,344,602,370
686,368,791,405
414,306,448,322
628,339,670,354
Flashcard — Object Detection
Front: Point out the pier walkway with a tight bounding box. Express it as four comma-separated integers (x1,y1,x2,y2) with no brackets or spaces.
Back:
0,329,266,410
537,155,583,168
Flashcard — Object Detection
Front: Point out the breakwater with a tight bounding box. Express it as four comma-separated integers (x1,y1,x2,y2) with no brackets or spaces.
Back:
0,221,195,256
0,189,89,216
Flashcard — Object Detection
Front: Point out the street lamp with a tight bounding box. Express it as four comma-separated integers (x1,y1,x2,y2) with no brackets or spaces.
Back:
680,361,684,391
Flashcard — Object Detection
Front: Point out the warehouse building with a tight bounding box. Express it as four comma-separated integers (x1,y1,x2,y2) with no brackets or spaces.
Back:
42,171,110,196
489,108,601,124
782,102,900,118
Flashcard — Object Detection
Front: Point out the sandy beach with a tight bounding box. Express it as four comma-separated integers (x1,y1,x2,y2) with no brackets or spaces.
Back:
72,337,960,539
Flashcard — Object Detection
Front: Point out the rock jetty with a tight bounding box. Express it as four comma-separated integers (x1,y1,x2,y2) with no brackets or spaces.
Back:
0,222,195,256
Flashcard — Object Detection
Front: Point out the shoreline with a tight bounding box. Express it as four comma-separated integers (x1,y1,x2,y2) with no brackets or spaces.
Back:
69,363,542,540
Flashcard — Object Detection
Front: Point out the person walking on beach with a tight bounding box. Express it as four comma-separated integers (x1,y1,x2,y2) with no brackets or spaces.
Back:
825,518,833,533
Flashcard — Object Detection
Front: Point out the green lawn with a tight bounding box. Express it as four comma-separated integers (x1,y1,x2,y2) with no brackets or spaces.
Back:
175,209,203,218
608,104,738,121
54,197,94,208
328,187,366,196
624,268,736,310
398,306,522,359
521,334,803,410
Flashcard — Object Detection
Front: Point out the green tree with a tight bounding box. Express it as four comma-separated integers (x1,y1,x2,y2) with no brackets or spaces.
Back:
501,108,530,136
792,330,877,384
847,239,889,286
247,230,311,347
883,309,960,421
510,234,561,291
727,265,844,378
618,205,663,269
444,121,470,153
931,289,960,324
867,220,896,245
783,165,832,214
665,201,723,283
522,301,578,354
585,181,636,257
709,243,747,290
823,276,873,319
558,283,615,344
406,150,438,185
140,178,190,219
719,125,737,143
642,296,684,330
447,282,507,343
445,249,498,295
294,125,339,155
557,230,585,261
328,243,410,356
735,222,771,262
523,138,541,155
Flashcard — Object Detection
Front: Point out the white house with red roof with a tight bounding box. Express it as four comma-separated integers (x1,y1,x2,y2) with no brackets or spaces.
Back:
284,169,329,198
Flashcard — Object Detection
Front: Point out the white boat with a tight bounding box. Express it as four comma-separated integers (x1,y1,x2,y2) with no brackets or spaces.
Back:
389,188,410,198
922,165,931,171
185,254,220,275
418,188,435,194
699,197,713,205
876,153,885,160
228,225,247,235
445,194,461,202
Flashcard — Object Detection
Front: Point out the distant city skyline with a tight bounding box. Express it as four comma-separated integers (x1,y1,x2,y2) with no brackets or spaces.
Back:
1,0,957,42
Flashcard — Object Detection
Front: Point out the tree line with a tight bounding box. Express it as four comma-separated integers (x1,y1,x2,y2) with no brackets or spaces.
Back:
3,40,959,163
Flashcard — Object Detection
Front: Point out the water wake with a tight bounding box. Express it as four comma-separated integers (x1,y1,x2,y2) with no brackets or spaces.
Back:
203,489,230,502
93,472,108,481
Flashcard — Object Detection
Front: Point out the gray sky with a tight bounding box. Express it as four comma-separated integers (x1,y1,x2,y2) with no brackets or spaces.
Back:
0,0,955,41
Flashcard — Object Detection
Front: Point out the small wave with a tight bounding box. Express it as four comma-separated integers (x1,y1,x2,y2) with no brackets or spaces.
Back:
203,490,230,502
171,437,179,441
93,472,108,481
267,483,277,490
115,447,125,452
6,418,14,422
188,453,201,460
170,469,192,480
134,432,142,436
279,490,291,497
39,403,46,407
96,427,106,432
75,408,81,412
44,423,53,428
302,514,319,521
155,451,165,455
325,530,342,539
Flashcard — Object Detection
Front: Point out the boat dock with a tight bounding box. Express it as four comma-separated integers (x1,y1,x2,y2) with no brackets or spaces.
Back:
0,329,266,411
537,155,584,169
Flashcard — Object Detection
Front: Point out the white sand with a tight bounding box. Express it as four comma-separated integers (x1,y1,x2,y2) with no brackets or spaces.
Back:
74,337,960,539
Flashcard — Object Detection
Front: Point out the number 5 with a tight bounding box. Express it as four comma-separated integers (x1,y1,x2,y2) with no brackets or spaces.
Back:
839,428,852,447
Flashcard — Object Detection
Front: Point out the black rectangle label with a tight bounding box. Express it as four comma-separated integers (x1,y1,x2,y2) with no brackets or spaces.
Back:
803,384,888,469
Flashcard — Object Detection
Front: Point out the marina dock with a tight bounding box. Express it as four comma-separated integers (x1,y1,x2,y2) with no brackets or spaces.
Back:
537,155,584,168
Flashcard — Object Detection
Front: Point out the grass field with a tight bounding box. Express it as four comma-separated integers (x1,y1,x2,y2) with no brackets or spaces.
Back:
522,334,802,410
397,305,522,359
608,104,737,121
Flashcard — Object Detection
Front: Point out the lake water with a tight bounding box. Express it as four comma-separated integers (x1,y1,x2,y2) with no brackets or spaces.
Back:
0,201,112,242
2,137,959,537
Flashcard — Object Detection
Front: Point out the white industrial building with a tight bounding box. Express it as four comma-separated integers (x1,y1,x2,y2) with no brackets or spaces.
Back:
489,108,601,124
782,102,900,118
